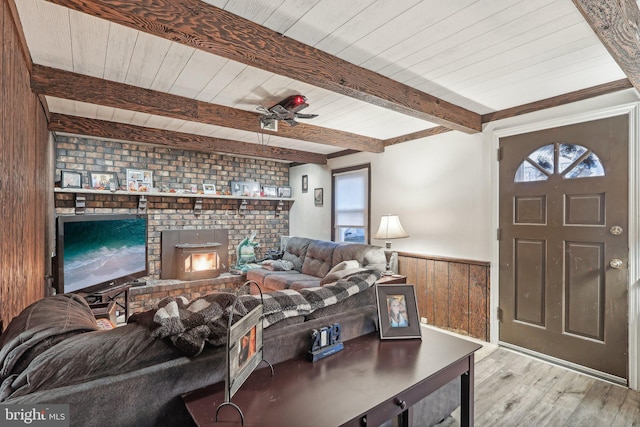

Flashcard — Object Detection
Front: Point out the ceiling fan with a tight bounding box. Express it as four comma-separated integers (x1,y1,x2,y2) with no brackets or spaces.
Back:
257,95,318,131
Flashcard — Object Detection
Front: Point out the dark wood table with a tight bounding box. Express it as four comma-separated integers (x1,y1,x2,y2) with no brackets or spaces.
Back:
183,327,482,427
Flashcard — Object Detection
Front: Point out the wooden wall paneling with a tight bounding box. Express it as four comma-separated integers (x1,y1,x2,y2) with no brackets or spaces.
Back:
469,264,488,340
448,263,470,335
415,258,428,322
1,0,5,330
1,0,48,327
403,255,418,286
425,259,435,326
434,260,450,329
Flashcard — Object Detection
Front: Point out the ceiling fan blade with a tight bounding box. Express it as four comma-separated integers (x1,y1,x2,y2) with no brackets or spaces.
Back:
284,118,299,126
294,113,318,119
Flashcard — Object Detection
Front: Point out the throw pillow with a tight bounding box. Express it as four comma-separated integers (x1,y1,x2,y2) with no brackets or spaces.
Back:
320,260,361,285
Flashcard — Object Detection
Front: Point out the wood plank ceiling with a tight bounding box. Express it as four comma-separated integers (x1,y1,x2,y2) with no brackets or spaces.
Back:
12,0,640,164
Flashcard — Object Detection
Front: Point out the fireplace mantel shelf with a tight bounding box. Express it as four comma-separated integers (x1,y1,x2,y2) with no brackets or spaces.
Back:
53,188,294,202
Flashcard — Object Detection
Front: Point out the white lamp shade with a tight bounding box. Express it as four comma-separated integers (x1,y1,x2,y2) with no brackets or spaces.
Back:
374,214,409,240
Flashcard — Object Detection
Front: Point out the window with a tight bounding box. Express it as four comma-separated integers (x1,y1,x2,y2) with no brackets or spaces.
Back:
514,143,604,183
332,165,370,243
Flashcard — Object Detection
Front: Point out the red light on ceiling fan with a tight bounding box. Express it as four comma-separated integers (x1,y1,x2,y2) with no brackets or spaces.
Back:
291,95,306,107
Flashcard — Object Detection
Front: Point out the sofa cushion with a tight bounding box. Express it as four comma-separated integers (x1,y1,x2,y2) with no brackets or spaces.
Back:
301,240,340,278
282,237,312,272
332,243,386,272
263,273,320,291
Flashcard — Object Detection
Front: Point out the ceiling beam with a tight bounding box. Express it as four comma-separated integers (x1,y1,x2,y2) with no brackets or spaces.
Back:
482,78,633,123
31,65,383,153
384,126,452,146
44,0,482,134
573,0,640,91
48,114,328,165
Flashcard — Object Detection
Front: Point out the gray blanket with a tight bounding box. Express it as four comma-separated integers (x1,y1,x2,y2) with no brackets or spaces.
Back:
151,270,379,356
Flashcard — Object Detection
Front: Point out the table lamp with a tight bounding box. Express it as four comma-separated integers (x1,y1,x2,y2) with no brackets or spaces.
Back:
374,214,409,274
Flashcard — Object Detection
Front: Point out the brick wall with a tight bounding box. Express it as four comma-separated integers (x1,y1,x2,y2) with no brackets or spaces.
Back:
54,135,291,280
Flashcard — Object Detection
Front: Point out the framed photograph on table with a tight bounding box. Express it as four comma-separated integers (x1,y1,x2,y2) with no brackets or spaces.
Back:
227,304,264,399
61,170,82,189
375,284,422,340
89,172,118,190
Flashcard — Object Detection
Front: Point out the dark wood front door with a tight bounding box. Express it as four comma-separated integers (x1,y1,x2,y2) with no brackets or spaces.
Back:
499,115,629,381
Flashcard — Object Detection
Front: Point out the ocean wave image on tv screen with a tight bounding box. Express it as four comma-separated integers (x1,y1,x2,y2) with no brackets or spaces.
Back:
63,218,146,292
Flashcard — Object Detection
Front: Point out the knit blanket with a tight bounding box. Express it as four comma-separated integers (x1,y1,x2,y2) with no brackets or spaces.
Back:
149,270,379,356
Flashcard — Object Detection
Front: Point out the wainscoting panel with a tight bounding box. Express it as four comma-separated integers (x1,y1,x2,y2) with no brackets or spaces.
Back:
398,253,490,341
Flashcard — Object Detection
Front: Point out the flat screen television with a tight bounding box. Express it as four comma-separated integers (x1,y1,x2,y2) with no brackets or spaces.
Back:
55,214,148,294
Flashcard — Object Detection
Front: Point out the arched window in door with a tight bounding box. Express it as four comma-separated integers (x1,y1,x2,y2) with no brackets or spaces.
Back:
514,143,605,182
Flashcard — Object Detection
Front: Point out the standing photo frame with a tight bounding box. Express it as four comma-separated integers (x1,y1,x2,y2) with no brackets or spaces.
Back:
89,172,118,190
126,169,153,192
277,186,291,198
375,284,422,340
203,183,216,194
61,170,83,189
262,185,277,197
231,181,260,197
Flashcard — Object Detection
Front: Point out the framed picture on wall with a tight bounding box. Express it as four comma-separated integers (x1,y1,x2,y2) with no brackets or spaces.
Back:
302,175,308,193
314,188,323,206
61,170,82,189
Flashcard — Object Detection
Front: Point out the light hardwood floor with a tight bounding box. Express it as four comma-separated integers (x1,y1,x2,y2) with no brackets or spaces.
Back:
437,341,640,426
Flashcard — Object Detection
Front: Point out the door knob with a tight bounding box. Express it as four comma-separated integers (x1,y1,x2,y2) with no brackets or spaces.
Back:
610,259,624,269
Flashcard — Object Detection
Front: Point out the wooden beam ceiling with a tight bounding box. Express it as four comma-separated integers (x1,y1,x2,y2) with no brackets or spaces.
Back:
482,78,633,123
48,114,328,164
572,0,640,92
31,65,383,153
44,0,482,134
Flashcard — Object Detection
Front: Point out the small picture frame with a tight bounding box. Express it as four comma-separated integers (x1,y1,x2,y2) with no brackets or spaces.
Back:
314,188,323,206
126,169,153,192
227,305,264,398
375,284,422,340
302,175,308,193
231,181,260,197
203,183,216,194
61,170,82,189
278,186,291,198
262,185,277,197
89,172,118,190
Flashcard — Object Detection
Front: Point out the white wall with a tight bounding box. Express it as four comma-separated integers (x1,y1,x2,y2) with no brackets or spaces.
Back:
290,131,493,262
289,163,333,240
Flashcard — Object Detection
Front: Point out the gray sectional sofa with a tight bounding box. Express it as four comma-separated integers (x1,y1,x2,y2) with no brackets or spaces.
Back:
0,239,461,426
247,236,388,291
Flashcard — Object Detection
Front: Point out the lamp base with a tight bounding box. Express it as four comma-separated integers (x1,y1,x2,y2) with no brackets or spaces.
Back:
383,249,395,275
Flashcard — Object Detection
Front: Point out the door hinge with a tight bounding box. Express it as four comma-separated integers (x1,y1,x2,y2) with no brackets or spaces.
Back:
497,147,503,162
497,307,503,322
497,228,501,241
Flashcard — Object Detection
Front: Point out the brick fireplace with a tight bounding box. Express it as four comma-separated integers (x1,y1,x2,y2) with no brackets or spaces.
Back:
54,135,292,282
